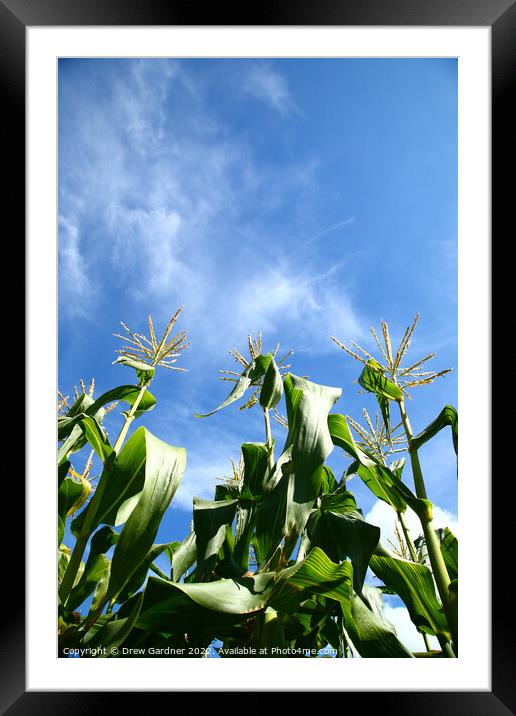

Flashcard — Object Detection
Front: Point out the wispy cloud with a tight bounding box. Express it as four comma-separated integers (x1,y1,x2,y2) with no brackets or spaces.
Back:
59,59,363,358
58,214,96,316
304,216,356,245
243,62,298,117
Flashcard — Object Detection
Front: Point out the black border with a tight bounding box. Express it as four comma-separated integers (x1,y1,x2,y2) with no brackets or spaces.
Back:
8,0,513,711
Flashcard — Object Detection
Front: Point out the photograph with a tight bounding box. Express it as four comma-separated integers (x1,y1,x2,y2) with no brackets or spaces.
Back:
10,4,505,705
56,56,459,660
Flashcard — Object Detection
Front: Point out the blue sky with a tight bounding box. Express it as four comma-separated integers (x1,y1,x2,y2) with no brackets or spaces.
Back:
58,58,457,632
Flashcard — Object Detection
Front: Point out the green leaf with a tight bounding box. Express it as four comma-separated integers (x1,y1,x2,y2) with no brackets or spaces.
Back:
358,361,403,401
71,428,148,538
270,547,357,644
327,413,358,457
115,542,174,604
105,429,186,601
58,424,88,465
88,384,157,417
253,448,292,568
137,573,275,634
309,490,380,594
370,554,450,638
233,443,269,569
66,526,118,611
376,394,392,444
350,587,414,657
79,416,113,462
240,442,269,498
58,515,65,547
192,498,238,578
58,460,70,490
415,527,458,582
171,531,197,582
259,357,283,409
329,413,407,513
58,547,70,584
282,375,341,553
57,393,95,440
440,528,458,581
319,466,338,496
67,554,111,612
88,592,144,654
195,356,271,418
113,357,156,385
412,405,458,456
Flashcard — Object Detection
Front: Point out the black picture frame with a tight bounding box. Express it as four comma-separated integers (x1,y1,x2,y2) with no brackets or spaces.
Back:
7,0,511,711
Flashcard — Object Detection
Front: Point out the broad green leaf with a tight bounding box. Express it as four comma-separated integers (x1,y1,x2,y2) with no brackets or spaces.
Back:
329,413,407,513
58,386,155,465
415,527,458,582
58,460,70,489
250,354,272,380
291,598,339,650
137,573,275,634
351,587,414,657
88,592,144,654
253,448,292,568
115,542,174,604
67,554,110,612
106,430,186,601
233,443,269,569
240,442,269,498
358,361,403,401
58,547,70,584
58,385,155,441
319,465,338,495
259,357,283,409
440,528,458,581
283,375,341,553
90,525,119,555
327,413,358,457
390,457,406,480
57,424,88,465
57,393,95,440
113,357,156,385
66,526,118,611
309,491,380,594
79,416,113,462
412,405,458,456
215,482,240,501
370,554,450,639
171,531,197,582
71,427,148,538
192,498,238,578
88,384,157,417
270,547,357,644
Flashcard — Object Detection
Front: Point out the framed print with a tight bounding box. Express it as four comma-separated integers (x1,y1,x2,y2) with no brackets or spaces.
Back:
5,0,511,710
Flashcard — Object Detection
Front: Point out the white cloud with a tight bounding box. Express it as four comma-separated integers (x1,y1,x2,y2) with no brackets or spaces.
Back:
59,59,365,359
58,215,95,314
365,499,458,553
244,62,297,117
383,604,440,652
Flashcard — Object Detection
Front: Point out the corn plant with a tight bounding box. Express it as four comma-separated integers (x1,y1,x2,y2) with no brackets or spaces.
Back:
58,312,458,659
58,309,189,652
